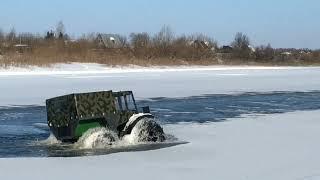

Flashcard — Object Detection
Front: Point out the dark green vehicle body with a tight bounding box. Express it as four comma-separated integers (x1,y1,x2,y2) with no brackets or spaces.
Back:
46,90,139,142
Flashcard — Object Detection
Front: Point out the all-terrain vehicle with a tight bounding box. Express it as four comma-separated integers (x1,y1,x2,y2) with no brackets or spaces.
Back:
46,90,165,143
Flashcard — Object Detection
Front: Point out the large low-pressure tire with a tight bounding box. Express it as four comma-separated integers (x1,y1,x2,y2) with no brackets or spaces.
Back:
130,118,166,142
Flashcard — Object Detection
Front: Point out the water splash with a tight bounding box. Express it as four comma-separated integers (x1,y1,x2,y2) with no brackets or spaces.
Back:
73,118,172,150
122,118,166,144
26,121,182,157
74,127,119,149
37,133,61,145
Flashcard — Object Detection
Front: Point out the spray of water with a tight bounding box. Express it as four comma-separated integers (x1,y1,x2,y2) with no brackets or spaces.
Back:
72,118,173,150
74,127,119,149
122,118,166,144
37,133,61,145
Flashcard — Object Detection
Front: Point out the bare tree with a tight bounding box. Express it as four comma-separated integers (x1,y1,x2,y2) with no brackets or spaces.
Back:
7,27,16,43
0,28,4,44
130,32,151,49
118,35,128,48
255,43,274,61
84,32,98,42
173,35,188,47
153,25,174,48
189,33,218,49
232,32,250,50
56,21,66,39
231,32,251,58
153,25,174,56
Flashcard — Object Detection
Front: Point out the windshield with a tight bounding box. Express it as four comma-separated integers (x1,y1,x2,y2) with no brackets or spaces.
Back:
125,94,137,111
114,94,137,112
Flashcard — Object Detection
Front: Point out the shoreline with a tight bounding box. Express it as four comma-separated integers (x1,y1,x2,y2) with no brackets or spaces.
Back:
1,62,319,76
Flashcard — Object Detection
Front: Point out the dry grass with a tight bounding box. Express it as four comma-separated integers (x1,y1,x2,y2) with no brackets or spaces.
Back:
1,24,320,68
2,52,320,68
1,32,319,68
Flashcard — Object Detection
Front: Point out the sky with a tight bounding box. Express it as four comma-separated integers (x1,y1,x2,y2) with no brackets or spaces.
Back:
0,0,319,49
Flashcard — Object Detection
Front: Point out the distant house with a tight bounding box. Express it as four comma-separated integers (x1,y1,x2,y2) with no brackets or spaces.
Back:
248,45,256,53
13,36,31,53
220,45,233,53
14,44,30,53
188,40,209,49
219,45,255,53
299,50,312,55
96,34,122,48
187,40,216,52
281,51,292,56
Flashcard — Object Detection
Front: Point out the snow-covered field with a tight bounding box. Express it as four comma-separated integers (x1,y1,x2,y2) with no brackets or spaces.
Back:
1,63,320,180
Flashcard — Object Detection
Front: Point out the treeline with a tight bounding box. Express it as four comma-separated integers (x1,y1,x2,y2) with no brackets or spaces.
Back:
0,22,319,67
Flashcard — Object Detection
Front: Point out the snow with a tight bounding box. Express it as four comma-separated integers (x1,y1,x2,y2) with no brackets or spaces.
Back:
1,110,320,180
1,63,320,180
0,62,308,75
1,63,320,106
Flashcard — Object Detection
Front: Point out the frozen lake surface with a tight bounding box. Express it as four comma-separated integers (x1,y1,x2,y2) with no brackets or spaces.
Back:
1,63,320,106
1,91,320,157
1,64,320,180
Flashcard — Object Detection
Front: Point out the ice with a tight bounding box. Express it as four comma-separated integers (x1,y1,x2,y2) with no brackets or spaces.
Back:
1,110,320,180
1,63,320,179
1,63,320,106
